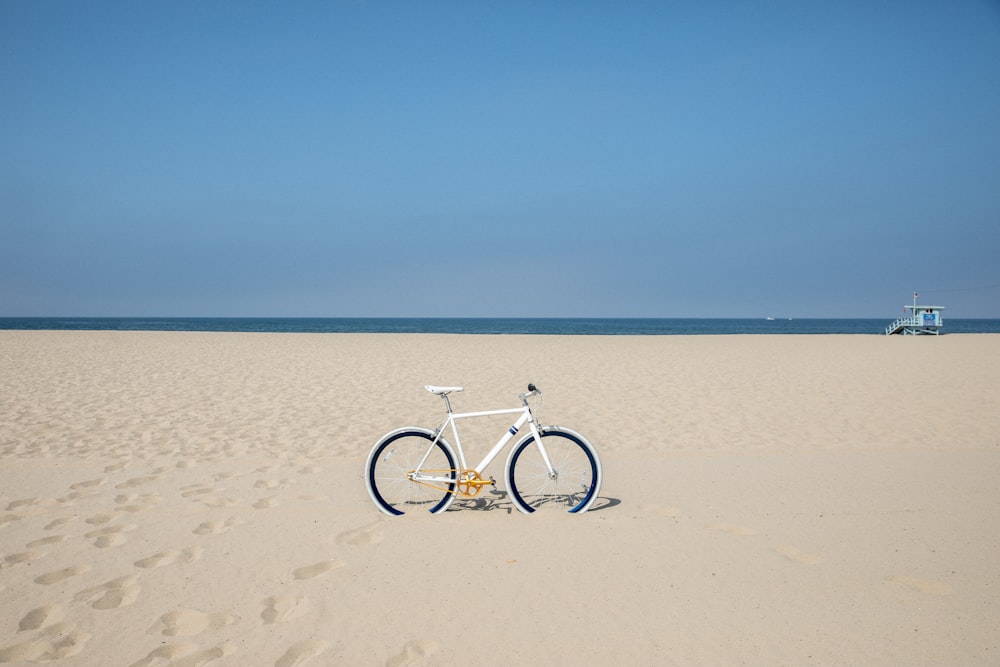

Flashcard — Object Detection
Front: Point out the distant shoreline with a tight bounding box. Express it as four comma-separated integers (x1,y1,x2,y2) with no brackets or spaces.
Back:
2,316,1000,335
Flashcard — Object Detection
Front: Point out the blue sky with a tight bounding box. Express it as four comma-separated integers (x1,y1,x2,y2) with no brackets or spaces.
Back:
2,1,999,318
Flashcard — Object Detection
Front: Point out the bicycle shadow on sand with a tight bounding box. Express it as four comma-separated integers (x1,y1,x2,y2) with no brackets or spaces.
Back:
449,489,621,514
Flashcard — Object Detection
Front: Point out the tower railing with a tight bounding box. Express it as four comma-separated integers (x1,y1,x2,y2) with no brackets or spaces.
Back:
884,316,917,335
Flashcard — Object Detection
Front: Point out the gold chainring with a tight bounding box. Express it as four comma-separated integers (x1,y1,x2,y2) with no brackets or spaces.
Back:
456,470,485,497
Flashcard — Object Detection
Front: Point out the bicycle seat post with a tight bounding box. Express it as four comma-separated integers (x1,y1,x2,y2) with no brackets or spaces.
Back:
441,393,454,414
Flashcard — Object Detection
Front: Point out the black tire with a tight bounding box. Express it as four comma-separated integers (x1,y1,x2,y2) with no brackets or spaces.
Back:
365,429,456,515
505,427,601,514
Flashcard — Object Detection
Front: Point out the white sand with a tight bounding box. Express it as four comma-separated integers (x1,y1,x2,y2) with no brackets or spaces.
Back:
1,331,998,665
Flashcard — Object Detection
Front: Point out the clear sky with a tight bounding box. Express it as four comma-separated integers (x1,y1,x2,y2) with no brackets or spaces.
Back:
2,1,999,318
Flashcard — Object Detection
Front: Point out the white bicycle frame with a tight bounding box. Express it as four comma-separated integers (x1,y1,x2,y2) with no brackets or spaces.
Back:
411,396,554,489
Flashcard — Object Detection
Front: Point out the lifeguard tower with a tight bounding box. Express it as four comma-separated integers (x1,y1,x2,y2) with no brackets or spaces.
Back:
884,293,945,335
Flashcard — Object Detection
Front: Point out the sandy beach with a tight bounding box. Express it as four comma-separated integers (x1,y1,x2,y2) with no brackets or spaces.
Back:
1,330,998,666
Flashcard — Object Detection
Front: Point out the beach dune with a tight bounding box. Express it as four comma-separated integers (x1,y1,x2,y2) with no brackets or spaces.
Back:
1,331,998,665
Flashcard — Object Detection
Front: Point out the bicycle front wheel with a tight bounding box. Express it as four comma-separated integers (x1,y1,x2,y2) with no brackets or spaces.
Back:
504,427,602,514
365,429,457,516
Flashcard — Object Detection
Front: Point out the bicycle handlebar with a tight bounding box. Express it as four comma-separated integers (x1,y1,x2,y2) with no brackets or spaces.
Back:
519,383,542,403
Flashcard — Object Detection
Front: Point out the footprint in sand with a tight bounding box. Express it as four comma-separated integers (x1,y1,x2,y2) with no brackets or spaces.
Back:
275,639,330,667
261,595,310,625
44,517,74,531
386,639,441,667
335,521,384,547
181,485,222,499
94,533,128,549
1,513,22,526
773,545,823,565
6,498,40,511
253,496,280,510
254,479,293,490
85,523,137,548
128,640,235,667
884,574,953,596
119,502,160,514
115,492,160,505
198,496,241,508
34,565,91,586
148,608,239,637
135,547,203,569
292,560,344,580
193,516,244,536
18,604,64,632
75,574,141,610
104,461,130,473
115,475,161,490
2,550,47,569
57,491,97,506
0,621,91,662
69,477,106,490
26,534,69,548
85,512,122,526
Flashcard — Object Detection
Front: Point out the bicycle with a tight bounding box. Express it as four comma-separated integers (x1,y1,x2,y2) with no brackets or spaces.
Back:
364,384,602,515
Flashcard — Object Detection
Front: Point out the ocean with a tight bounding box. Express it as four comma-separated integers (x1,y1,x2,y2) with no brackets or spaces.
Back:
2,317,1000,335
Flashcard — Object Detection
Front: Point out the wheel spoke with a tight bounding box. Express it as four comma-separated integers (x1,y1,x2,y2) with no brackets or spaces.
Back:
507,430,600,513
366,431,455,515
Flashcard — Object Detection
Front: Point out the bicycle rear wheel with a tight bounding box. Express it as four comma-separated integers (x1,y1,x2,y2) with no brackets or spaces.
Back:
504,427,602,514
365,429,457,516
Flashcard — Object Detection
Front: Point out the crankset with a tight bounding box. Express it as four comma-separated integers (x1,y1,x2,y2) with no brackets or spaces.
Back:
455,470,495,497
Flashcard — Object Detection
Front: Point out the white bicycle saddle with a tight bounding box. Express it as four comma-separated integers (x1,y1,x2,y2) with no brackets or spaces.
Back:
425,385,464,395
